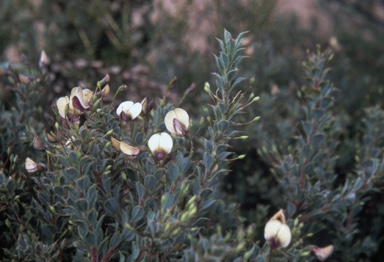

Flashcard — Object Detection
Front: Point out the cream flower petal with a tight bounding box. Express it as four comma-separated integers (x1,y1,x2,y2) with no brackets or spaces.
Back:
148,133,161,154
116,101,142,120
25,157,38,173
148,132,173,155
264,220,281,241
120,141,140,156
312,245,334,261
111,137,121,151
165,108,189,135
129,103,142,120
277,224,292,248
116,101,134,116
70,87,92,111
82,89,93,105
57,96,70,118
158,132,173,154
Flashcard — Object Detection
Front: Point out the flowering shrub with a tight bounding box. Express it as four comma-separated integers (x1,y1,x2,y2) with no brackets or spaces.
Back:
1,29,384,262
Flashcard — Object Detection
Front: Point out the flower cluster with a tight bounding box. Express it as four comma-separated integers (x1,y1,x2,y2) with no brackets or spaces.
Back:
112,106,190,163
56,84,110,123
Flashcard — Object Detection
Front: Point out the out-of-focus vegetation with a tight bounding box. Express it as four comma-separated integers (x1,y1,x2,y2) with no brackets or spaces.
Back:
1,0,384,261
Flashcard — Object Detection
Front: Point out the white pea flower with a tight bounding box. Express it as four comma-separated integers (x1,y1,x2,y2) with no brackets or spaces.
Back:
116,101,142,121
164,108,189,136
25,157,38,173
25,157,45,173
56,87,93,120
148,132,173,161
264,209,291,248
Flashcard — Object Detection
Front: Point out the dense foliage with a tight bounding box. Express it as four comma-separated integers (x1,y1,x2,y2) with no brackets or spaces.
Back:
1,1,384,261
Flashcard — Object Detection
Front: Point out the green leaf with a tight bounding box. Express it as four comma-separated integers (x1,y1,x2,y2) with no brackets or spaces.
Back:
104,198,119,215
77,220,88,239
77,175,90,191
312,133,324,150
204,139,213,153
110,232,121,249
69,151,78,164
87,184,97,209
86,232,97,246
76,198,88,212
102,174,111,193
144,175,156,191
200,188,213,198
62,167,78,183
203,152,213,170
201,199,216,210
135,182,145,199
301,121,313,138
88,209,98,225
162,192,175,210
131,206,144,224
167,164,179,183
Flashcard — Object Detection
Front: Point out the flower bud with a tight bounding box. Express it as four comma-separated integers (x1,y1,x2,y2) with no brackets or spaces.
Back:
39,50,50,68
33,136,46,151
264,209,291,248
101,84,110,97
204,82,211,93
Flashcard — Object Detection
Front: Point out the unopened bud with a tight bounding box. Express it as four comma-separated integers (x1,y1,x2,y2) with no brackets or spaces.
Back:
19,74,31,84
300,251,311,257
204,82,211,93
186,83,196,93
39,50,50,68
236,154,246,160
168,76,177,89
101,84,110,97
252,96,260,103
252,116,261,122
164,223,172,235
188,206,197,217
235,242,245,253
33,136,46,151
47,131,58,143
125,223,133,230
105,129,114,136
141,97,148,114
171,227,180,237
161,194,167,206
180,212,189,223
186,195,197,209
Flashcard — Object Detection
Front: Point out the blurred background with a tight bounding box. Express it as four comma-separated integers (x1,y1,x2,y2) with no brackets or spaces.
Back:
1,0,384,260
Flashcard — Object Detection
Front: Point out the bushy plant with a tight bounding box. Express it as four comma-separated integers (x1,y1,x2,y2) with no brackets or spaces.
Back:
2,27,384,262
1,30,263,261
